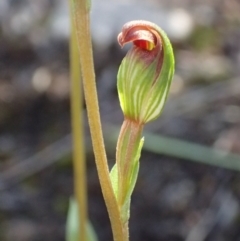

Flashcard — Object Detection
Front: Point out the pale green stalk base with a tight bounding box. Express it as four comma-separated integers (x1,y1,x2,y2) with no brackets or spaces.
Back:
69,4,87,241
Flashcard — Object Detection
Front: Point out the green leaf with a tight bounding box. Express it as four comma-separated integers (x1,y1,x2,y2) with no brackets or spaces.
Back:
66,198,98,241
121,137,144,222
126,137,144,201
110,164,118,198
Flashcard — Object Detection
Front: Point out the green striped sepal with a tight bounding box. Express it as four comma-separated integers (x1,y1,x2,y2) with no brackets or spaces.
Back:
117,20,175,124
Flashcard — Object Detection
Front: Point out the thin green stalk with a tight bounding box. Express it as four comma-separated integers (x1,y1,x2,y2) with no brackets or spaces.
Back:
115,119,144,241
70,5,87,241
70,1,125,241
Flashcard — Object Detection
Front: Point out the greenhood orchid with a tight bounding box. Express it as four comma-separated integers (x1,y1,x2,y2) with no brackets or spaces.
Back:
117,20,175,123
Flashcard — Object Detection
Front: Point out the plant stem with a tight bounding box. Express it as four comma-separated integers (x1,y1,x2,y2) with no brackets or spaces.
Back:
70,5,87,241
70,1,125,240
116,119,143,207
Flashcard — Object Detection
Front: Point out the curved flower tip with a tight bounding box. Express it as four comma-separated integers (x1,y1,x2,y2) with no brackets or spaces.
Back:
117,20,175,124
118,22,157,50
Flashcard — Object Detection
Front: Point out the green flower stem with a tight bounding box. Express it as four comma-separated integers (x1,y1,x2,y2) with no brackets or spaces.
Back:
69,3,87,241
114,119,144,241
116,119,143,207
70,1,125,241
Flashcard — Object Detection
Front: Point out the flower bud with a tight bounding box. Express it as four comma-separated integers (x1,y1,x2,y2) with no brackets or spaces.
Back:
117,20,175,123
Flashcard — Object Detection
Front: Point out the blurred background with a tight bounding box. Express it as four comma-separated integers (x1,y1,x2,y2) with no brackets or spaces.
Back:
0,0,240,240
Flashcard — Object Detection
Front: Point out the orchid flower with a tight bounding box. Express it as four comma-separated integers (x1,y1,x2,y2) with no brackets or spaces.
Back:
110,21,175,228
117,20,174,123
